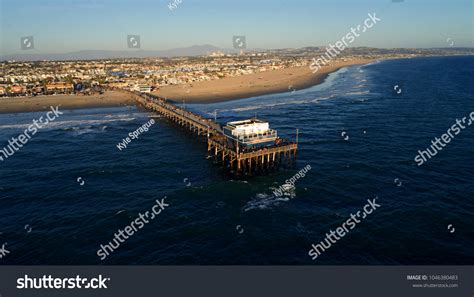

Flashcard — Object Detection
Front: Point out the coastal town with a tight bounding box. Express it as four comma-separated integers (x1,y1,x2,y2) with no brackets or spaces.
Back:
1,52,302,97
1,47,472,98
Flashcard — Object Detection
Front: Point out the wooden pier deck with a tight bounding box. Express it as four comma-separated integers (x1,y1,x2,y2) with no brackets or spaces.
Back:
124,90,298,175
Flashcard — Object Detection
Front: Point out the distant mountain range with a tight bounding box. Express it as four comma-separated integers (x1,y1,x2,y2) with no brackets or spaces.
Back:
2,45,472,61
0,45,244,61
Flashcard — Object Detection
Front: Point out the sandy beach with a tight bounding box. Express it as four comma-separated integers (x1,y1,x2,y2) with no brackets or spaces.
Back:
0,91,135,114
154,58,376,103
0,58,376,113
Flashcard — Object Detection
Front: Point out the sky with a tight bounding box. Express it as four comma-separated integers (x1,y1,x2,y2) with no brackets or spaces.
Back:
1,0,473,54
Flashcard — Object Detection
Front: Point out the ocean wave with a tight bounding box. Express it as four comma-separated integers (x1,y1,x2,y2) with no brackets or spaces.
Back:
105,114,131,118
230,180,249,184
216,96,339,114
243,193,290,212
227,101,303,112
243,184,296,212
115,209,126,215
361,60,382,68
310,94,338,103
105,113,148,119
65,125,95,136
353,98,369,103
67,124,108,136
344,91,370,96
0,117,135,130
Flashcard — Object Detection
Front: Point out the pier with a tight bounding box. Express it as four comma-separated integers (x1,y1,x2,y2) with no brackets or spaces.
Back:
123,90,298,175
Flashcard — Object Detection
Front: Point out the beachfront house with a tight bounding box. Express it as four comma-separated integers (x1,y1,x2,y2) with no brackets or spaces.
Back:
45,82,74,94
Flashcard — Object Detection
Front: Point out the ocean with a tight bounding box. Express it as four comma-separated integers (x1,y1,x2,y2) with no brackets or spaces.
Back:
0,56,473,265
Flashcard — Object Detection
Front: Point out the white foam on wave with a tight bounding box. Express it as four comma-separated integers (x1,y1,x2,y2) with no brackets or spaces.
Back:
230,180,249,184
232,100,308,112
217,95,339,114
243,184,297,212
243,192,290,212
115,209,126,215
310,94,338,103
354,98,369,102
344,90,370,96
361,60,381,68
105,113,146,119
69,126,95,136
0,117,135,130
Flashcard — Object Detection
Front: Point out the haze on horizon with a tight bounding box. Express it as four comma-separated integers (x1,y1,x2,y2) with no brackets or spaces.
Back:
1,0,473,55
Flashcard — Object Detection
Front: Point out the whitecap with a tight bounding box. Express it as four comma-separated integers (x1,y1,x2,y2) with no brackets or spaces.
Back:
0,117,135,130
345,91,370,96
243,187,295,212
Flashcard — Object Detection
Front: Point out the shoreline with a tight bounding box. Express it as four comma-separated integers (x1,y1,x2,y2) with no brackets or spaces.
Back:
0,58,377,114
154,58,377,104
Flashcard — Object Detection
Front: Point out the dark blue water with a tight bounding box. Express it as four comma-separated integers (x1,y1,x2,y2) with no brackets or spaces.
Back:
0,56,473,265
